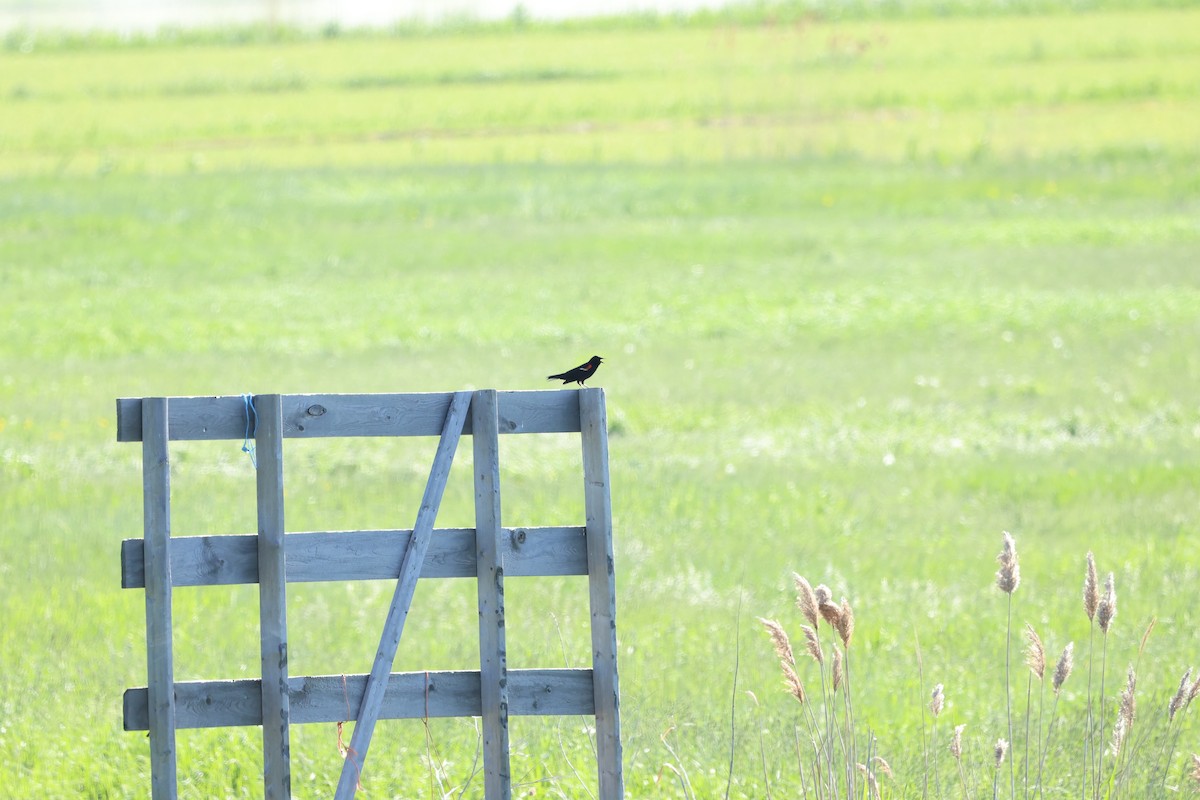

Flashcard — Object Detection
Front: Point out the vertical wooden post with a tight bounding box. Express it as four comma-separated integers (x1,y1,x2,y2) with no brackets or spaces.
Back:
142,398,178,800
334,390,473,799
473,390,511,799
579,388,624,800
255,395,291,799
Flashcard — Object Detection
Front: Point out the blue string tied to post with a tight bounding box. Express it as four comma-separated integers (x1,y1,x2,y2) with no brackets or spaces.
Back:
241,393,258,469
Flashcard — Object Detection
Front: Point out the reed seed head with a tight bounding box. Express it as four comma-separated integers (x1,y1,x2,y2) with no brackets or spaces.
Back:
854,767,883,800
994,738,1009,768
1187,674,1200,710
1053,642,1075,695
816,587,844,633
1110,716,1127,758
950,724,966,760
1097,572,1117,633
1168,668,1192,722
1139,616,1156,656
855,765,881,800
780,660,806,705
1190,753,1200,786
1024,623,1045,681
1111,666,1136,756
872,756,893,780
930,683,944,718
1120,667,1137,729
758,618,795,666
801,624,824,666
837,597,855,648
995,531,1020,594
1084,551,1099,622
793,573,820,629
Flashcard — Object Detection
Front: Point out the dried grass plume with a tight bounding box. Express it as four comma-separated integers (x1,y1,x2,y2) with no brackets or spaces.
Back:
793,573,820,628
1168,668,1192,722
930,684,944,718
1097,572,1117,633
950,724,966,760
800,625,824,666
780,660,806,705
1024,623,1045,680
1053,642,1075,695
994,738,1009,768
996,531,1020,594
1084,551,1099,622
818,589,842,630
837,597,855,648
856,764,882,800
1110,666,1136,757
758,618,795,666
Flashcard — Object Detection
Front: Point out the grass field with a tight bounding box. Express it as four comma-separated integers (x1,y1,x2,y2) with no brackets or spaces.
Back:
2,2,1200,797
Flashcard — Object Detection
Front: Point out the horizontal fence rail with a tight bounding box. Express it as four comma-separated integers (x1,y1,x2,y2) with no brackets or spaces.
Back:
121,527,588,588
123,668,596,731
115,391,581,442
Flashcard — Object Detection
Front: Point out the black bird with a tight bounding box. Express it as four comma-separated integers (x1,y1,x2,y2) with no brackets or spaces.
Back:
547,355,603,385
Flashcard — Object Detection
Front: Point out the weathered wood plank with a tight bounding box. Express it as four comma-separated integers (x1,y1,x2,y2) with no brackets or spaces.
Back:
142,398,178,800
335,390,471,800
120,527,588,589
124,668,595,731
255,395,290,800
473,390,511,800
580,388,624,800
115,391,581,442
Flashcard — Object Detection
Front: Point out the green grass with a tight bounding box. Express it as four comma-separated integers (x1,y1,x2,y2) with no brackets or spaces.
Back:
2,4,1200,798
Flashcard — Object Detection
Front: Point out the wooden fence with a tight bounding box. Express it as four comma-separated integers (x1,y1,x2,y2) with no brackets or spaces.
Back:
117,389,623,800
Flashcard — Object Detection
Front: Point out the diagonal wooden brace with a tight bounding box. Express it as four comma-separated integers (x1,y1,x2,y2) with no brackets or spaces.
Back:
334,390,472,799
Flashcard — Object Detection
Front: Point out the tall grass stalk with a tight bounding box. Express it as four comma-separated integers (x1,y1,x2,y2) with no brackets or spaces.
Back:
930,683,945,800
1036,642,1074,799
951,724,970,800
917,630,931,800
993,739,1009,800
763,595,833,800
837,598,857,800
746,691,774,800
768,578,870,800
1094,633,1108,796
1022,624,1045,800
1156,668,1197,792
660,726,696,800
1082,552,1100,800
995,532,1020,800
1083,623,1097,800
1107,667,1136,799
726,584,744,800
1093,572,1117,799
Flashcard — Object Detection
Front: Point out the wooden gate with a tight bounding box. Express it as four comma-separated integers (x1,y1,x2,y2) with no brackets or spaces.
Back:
117,389,623,799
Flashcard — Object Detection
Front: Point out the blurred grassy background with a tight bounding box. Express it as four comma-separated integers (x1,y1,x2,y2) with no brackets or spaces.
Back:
1,2,1199,797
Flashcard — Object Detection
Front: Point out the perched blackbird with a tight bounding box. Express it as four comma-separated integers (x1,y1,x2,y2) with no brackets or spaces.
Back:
547,355,603,385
